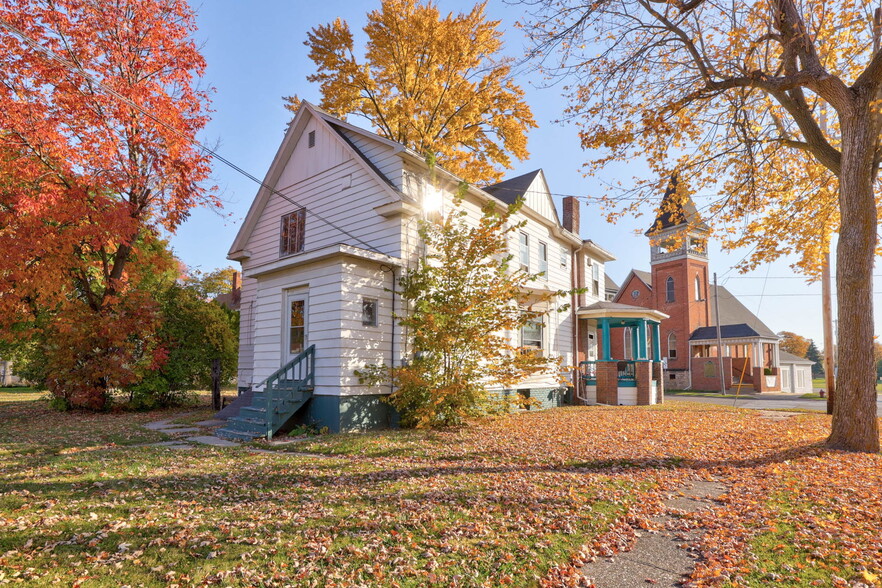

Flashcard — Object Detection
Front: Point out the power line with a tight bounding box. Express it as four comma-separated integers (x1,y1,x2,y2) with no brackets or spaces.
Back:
0,18,385,255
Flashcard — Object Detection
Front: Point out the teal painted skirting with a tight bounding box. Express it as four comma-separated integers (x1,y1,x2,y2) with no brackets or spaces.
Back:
296,394,396,433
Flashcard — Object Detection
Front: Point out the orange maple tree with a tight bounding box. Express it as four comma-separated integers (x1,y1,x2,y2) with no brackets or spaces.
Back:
296,0,536,185
0,0,216,408
520,0,881,452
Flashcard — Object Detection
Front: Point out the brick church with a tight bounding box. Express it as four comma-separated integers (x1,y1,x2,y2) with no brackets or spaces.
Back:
609,178,790,393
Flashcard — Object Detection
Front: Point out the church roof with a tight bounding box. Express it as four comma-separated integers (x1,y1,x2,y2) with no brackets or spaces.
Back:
482,170,543,205
645,175,710,236
617,269,778,341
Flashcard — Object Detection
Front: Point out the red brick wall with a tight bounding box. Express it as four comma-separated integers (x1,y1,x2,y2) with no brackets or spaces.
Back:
689,357,733,392
596,361,619,404
652,258,710,371
752,367,780,393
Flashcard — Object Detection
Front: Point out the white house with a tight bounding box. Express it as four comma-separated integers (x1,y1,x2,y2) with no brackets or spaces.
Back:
218,102,614,438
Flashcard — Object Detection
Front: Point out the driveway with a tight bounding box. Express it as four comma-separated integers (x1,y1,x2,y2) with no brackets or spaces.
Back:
667,392,882,417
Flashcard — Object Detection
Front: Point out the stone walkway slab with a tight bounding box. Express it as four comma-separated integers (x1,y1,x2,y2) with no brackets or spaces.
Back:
194,419,227,427
185,435,240,447
156,426,203,435
582,480,727,587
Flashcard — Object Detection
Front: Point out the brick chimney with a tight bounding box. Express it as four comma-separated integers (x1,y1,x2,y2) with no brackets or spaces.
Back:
562,196,580,235
231,270,241,306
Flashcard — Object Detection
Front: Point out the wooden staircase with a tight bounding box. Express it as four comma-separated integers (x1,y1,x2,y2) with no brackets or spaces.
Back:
216,345,315,441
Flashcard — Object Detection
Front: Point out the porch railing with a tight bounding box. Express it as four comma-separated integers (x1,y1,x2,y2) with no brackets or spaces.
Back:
579,360,638,384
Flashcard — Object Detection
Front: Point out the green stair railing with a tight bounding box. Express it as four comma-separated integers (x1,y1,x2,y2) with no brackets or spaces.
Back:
255,345,315,439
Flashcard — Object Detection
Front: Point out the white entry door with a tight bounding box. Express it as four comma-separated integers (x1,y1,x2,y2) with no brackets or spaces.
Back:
285,292,308,362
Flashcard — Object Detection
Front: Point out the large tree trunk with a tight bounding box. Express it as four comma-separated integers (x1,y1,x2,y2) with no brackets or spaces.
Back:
827,114,880,452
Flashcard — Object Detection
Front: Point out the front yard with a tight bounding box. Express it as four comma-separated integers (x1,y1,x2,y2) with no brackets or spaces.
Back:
1,395,880,587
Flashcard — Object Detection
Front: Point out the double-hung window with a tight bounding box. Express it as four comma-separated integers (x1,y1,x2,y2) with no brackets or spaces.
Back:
592,263,600,296
521,318,543,351
280,209,306,256
538,241,548,277
519,232,530,272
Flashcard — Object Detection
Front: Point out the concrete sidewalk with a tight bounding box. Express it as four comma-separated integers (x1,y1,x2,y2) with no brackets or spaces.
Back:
667,392,882,417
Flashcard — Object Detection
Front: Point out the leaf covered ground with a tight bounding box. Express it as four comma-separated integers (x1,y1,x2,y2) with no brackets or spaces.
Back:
0,397,880,587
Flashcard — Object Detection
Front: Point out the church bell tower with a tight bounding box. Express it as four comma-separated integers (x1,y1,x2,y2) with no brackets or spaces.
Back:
647,176,711,375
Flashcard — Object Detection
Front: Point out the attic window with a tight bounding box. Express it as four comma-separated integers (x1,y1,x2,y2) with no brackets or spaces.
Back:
280,209,306,256
308,130,316,148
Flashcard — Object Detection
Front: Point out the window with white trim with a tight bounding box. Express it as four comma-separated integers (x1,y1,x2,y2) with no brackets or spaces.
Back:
280,209,306,256
592,263,600,296
667,331,678,359
539,241,548,276
361,297,377,327
521,318,543,351
560,246,568,268
519,232,530,272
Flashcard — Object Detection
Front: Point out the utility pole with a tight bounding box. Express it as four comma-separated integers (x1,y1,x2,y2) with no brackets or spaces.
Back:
822,249,836,414
817,91,837,414
714,273,726,395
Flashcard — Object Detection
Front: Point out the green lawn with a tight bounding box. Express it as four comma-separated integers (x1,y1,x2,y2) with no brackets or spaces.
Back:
812,377,882,393
1,393,880,586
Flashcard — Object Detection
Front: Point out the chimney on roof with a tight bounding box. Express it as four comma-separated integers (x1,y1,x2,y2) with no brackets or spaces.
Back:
232,270,240,293
562,196,580,235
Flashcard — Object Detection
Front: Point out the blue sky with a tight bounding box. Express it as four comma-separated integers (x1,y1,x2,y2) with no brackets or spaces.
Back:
170,0,878,347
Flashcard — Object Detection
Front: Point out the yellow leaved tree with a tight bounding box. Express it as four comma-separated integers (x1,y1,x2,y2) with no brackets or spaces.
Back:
521,0,881,452
292,0,536,185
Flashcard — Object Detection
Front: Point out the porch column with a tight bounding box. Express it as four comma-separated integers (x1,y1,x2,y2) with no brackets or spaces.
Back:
773,343,780,367
652,323,662,361
638,319,648,360
600,318,611,360
630,326,639,361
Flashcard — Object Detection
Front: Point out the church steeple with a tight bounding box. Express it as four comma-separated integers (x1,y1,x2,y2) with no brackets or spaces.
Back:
646,175,709,265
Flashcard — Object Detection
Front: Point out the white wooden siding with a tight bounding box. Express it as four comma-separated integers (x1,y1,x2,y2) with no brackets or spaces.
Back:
397,173,575,387
337,128,404,190
242,118,405,268
236,276,257,387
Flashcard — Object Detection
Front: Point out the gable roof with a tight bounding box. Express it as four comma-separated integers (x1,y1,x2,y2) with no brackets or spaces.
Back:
605,275,619,292
611,269,653,303
483,170,542,204
645,175,710,236
227,102,407,260
707,284,777,338
633,270,652,287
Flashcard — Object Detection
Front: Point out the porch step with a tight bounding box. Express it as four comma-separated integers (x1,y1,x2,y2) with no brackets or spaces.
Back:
214,388,254,420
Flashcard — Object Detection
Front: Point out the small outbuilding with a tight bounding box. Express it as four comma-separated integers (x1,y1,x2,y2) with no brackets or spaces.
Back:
778,351,815,394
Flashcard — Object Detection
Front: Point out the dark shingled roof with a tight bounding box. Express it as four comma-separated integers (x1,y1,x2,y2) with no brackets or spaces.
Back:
690,324,760,340
605,275,619,292
645,175,710,236
482,170,542,205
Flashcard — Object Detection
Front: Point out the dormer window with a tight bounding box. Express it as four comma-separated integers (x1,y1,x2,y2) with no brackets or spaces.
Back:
280,209,306,256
